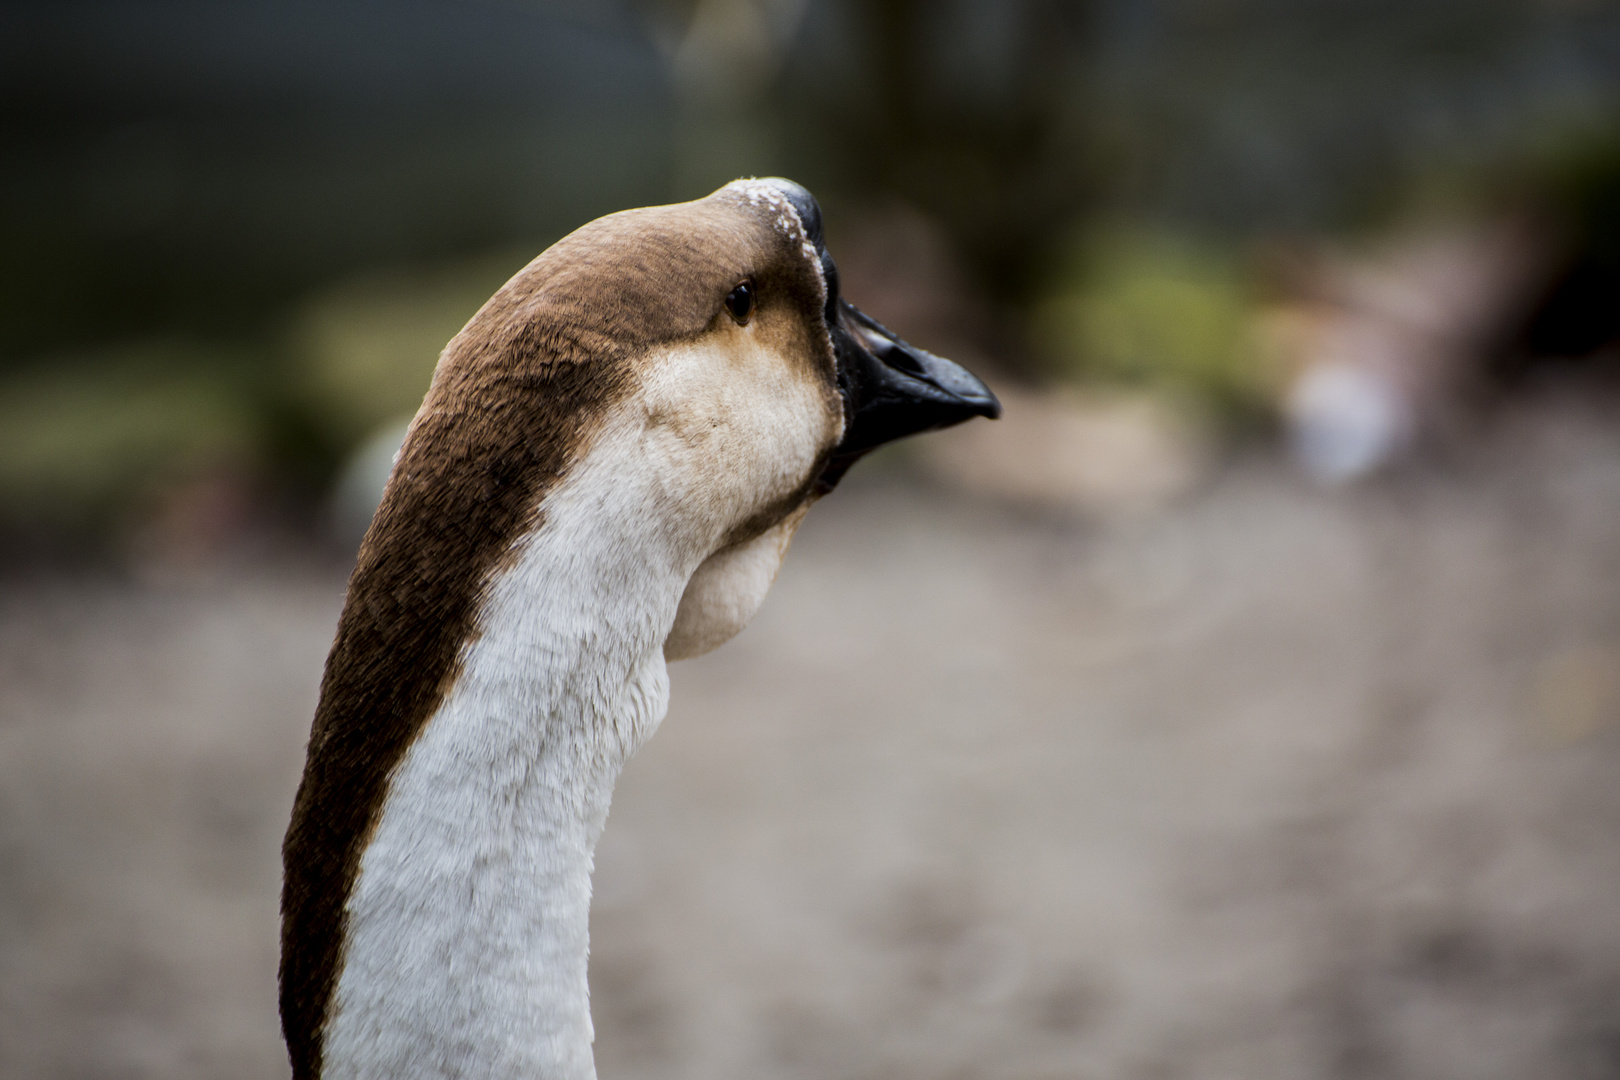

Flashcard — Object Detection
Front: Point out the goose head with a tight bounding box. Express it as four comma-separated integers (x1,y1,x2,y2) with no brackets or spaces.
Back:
416,175,999,661
281,178,997,1080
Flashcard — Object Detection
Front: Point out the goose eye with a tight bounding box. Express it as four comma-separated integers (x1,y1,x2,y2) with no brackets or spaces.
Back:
724,281,755,325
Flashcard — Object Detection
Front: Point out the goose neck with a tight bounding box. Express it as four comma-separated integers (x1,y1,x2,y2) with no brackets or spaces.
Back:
321,452,688,1080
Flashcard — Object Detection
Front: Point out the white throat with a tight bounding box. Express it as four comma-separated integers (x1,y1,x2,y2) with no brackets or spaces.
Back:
320,342,829,1079
324,419,684,1080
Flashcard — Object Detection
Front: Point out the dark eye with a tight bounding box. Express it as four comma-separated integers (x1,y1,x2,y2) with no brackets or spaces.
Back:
724,280,755,325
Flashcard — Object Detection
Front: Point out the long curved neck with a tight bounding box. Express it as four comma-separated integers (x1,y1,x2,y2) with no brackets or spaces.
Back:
321,428,685,1080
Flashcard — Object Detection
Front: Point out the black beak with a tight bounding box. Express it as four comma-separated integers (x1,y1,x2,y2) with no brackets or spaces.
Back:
819,299,1001,490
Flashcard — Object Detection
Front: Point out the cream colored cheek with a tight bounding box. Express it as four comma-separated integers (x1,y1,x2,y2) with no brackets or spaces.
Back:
640,342,834,529
663,505,810,661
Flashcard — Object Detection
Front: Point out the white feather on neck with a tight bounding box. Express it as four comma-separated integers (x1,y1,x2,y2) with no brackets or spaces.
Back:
322,332,836,1080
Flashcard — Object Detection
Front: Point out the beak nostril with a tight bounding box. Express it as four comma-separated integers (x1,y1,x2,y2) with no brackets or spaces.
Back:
878,342,928,379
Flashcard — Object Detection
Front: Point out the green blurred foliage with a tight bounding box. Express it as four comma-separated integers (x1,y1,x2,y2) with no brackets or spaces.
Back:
0,344,264,530
1033,229,1274,418
0,257,531,540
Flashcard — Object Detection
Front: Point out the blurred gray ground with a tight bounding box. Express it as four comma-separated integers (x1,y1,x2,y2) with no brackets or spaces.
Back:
3,390,1620,1080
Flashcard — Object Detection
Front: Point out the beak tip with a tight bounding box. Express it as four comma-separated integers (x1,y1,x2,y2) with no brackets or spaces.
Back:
955,376,1001,423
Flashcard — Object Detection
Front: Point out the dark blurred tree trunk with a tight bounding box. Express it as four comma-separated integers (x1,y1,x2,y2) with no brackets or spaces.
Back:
808,0,1098,303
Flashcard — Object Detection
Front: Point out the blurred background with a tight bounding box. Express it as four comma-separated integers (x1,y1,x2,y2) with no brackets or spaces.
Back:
3,0,1620,1077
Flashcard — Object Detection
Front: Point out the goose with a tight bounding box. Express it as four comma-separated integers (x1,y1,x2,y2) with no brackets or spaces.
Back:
280,178,1000,1080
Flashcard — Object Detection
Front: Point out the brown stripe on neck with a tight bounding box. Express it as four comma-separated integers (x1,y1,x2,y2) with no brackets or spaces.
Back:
278,334,630,1080
277,196,789,1079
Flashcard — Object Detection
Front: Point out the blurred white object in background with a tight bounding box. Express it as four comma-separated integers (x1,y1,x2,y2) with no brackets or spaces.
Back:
1274,220,1550,482
1286,360,1411,482
328,416,411,551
